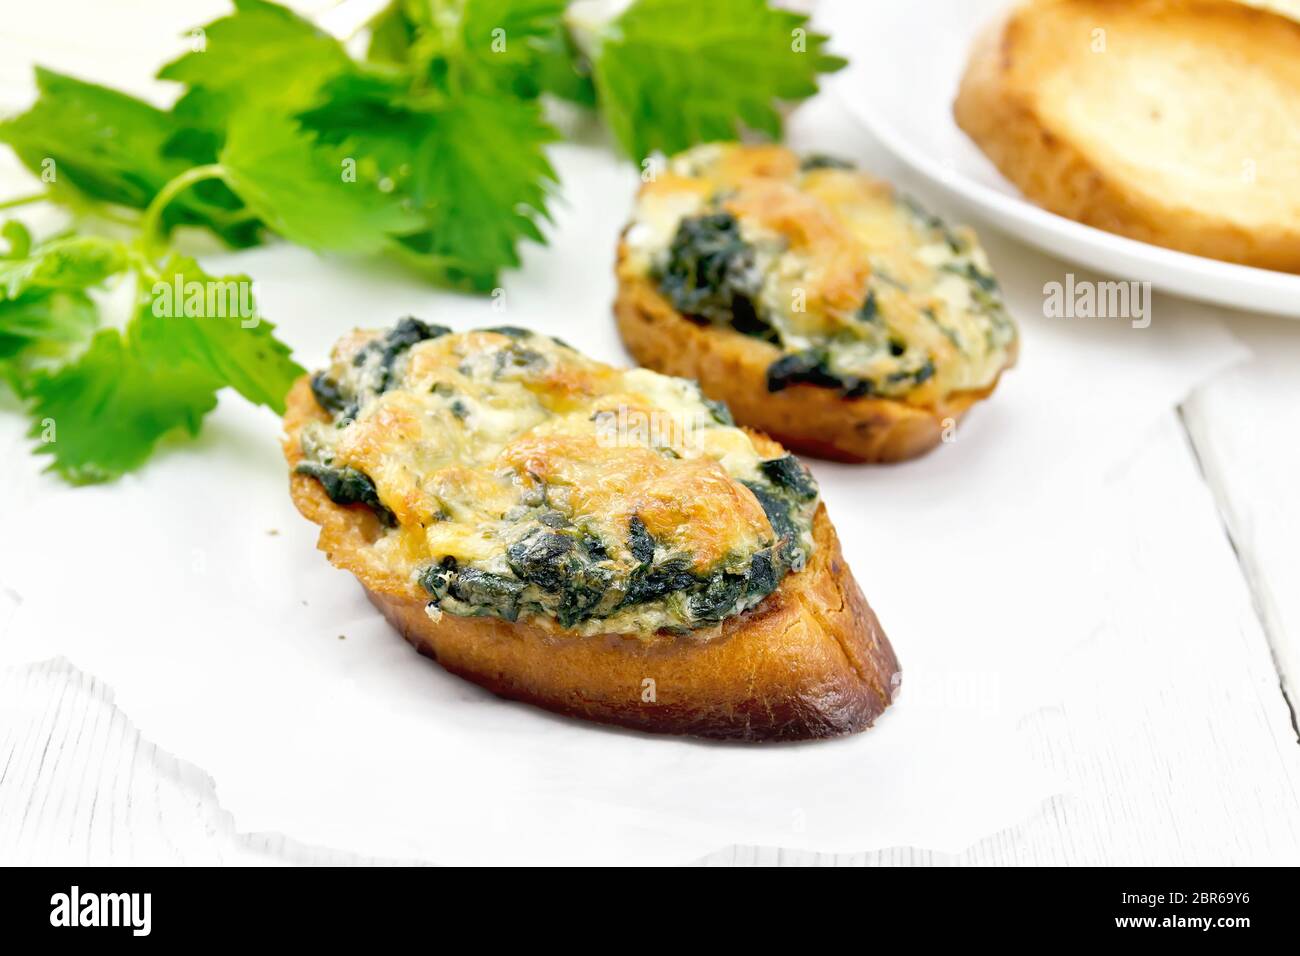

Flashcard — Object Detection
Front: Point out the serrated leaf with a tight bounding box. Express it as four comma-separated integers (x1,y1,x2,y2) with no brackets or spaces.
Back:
365,0,590,102
527,26,597,106
23,249,305,482
0,223,128,300
158,0,349,124
296,69,418,173
0,68,187,210
301,79,557,288
219,109,421,254
0,69,258,245
587,0,847,159
366,1,419,65
0,290,97,349
26,327,221,484
457,0,576,97
404,93,557,285
0,289,98,384
0,222,124,388
1,288,98,399
154,0,353,250
136,255,302,412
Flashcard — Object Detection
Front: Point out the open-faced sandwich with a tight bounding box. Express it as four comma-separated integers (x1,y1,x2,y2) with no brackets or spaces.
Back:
955,0,1300,272
614,144,1018,463
283,320,900,740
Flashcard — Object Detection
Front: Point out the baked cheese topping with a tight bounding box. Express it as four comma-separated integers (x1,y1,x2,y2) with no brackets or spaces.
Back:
619,143,1018,403
297,321,819,637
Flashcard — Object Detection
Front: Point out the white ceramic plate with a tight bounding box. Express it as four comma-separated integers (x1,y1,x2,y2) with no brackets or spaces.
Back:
820,0,1300,319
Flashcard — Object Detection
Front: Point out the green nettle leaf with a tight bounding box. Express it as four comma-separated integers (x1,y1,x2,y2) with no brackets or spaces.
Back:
155,0,354,249
456,0,584,99
365,1,419,65
219,110,422,254
297,70,422,171
302,79,557,289
25,252,305,483
158,0,350,126
0,290,97,366
0,68,189,210
462,0,568,60
0,289,97,346
0,223,128,300
0,218,302,476
366,0,591,103
587,0,847,160
26,327,221,484
526,26,597,106
0,222,127,387
0,69,257,245
403,94,557,286
136,255,303,413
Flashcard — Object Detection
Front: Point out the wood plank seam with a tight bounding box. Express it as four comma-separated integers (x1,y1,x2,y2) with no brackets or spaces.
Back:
1177,405,1300,746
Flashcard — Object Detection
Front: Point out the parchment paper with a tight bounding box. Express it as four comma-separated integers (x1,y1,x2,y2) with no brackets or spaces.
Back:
0,96,1247,864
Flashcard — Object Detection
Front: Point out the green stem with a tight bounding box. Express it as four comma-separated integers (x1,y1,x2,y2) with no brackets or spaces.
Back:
0,191,49,212
90,205,143,228
139,164,228,263
128,247,162,285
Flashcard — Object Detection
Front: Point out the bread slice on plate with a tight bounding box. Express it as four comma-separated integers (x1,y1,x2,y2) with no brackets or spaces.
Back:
282,320,900,740
954,0,1300,272
614,144,1018,463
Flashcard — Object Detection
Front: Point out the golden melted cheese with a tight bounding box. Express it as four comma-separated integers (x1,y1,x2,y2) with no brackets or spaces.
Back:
621,143,1018,403
298,325,818,636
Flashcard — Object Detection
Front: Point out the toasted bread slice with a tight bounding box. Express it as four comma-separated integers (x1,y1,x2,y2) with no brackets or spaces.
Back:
615,268,1010,463
613,144,1017,463
365,504,898,740
955,0,1300,272
283,344,900,740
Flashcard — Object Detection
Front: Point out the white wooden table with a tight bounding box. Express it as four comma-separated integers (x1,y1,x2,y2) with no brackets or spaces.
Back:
2,0,1300,866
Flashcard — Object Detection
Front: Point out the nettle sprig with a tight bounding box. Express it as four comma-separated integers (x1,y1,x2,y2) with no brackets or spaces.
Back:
0,0,843,483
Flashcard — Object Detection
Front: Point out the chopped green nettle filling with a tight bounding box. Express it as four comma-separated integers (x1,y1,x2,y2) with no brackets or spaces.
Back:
644,158,1016,401
296,323,819,636
296,461,396,526
309,316,452,423
658,213,768,336
298,316,451,525
415,465,813,632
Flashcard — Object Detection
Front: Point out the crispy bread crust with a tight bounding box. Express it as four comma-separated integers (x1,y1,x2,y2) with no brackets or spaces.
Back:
614,266,1009,463
954,0,1300,272
283,376,901,740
